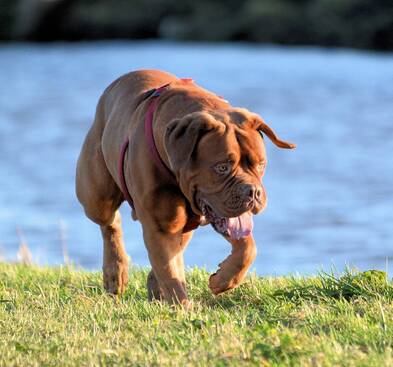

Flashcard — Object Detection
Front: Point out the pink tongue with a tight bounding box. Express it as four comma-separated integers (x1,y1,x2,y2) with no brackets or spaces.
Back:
226,212,253,240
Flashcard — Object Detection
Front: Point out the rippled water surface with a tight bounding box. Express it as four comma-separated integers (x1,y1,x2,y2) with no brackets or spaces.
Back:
1,41,392,275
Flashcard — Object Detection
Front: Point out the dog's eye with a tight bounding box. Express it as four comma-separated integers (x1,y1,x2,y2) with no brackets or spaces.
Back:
214,162,231,175
256,162,266,174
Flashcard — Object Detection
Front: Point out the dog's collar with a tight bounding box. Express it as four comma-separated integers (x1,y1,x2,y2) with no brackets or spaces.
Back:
119,79,200,232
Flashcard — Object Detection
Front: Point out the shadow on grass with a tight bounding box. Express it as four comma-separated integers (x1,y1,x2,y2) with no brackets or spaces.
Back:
273,270,391,302
193,269,392,311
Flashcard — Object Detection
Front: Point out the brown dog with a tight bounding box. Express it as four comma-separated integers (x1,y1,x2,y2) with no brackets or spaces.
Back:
76,69,295,306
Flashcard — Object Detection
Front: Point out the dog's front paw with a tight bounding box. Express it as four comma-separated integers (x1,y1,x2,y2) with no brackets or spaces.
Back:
103,260,129,295
208,272,240,295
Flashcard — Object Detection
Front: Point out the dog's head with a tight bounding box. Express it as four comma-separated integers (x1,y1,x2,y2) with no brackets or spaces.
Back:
164,108,295,239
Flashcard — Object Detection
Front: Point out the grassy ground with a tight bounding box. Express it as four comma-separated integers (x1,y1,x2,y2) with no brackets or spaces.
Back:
0,263,391,366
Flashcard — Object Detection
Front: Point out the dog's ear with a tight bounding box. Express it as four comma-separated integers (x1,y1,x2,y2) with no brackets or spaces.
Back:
253,116,296,149
165,112,225,171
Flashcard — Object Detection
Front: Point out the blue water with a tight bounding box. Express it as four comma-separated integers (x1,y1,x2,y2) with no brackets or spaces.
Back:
1,41,392,275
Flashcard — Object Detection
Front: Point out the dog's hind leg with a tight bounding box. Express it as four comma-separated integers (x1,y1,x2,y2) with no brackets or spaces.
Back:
101,210,129,294
147,270,163,301
76,112,129,295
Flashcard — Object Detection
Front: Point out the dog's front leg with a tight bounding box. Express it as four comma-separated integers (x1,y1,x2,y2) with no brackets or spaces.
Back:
143,229,190,306
209,234,257,295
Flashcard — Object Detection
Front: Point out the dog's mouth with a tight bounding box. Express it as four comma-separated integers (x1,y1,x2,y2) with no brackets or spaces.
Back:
198,199,253,240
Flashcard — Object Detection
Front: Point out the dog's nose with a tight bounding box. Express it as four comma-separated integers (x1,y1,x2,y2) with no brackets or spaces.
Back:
245,185,263,202
255,187,263,202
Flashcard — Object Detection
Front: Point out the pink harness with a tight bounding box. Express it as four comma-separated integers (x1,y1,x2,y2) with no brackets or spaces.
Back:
118,79,200,232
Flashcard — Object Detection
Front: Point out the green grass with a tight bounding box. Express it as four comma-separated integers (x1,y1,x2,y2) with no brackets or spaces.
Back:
0,263,392,366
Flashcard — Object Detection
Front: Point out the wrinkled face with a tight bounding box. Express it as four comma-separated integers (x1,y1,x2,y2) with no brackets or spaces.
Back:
165,109,295,239
193,121,267,218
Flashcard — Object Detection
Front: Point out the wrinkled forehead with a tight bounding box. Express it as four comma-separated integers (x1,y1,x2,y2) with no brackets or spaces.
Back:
197,125,238,162
235,126,266,160
197,120,266,163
